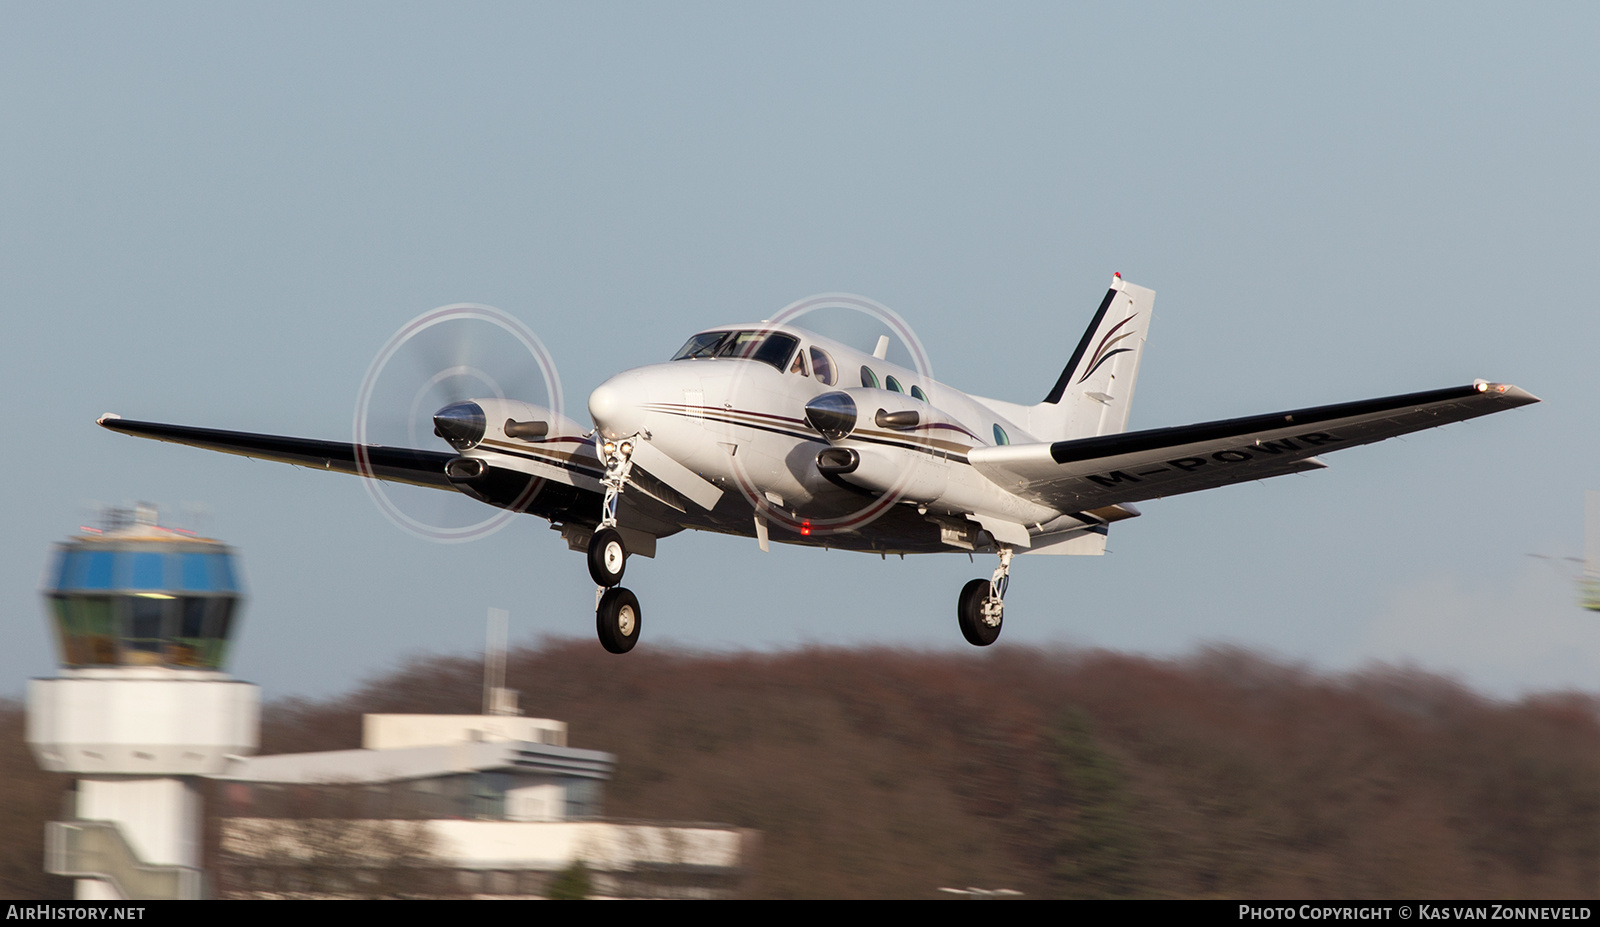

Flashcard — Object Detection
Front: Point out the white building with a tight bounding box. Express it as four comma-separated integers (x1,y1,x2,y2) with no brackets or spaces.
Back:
29,510,753,899
212,714,755,899
30,510,258,900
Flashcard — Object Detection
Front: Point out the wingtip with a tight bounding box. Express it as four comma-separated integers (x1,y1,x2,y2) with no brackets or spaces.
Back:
97,413,123,427
1472,380,1539,404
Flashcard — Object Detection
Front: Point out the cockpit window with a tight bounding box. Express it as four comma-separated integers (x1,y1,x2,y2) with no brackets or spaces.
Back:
673,331,730,360
672,330,800,372
790,349,809,376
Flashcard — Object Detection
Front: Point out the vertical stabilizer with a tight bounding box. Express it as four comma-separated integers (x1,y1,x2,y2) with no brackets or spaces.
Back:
1029,274,1155,441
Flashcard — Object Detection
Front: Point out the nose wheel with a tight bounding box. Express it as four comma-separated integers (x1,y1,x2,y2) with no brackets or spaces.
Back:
588,527,627,586
597,587,641,654
589,527,639,653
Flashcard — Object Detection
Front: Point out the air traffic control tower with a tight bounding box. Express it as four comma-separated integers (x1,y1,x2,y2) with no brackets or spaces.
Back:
28,505,259,900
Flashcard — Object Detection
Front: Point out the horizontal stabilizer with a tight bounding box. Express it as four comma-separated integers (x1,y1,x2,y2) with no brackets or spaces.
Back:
1025,532,1108,556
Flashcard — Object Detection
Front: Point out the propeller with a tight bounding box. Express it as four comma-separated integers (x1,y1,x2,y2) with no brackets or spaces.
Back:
353,303,564,543
732,293,935,539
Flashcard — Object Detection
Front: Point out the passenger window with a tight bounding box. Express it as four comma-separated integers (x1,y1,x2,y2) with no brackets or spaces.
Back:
993,424,1010,446
860,366,880,389
790,350,809,376
809,347,836,386
885,376,903,393
911,385,928,402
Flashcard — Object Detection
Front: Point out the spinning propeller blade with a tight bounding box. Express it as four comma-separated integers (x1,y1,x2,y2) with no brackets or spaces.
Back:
355,303,565,542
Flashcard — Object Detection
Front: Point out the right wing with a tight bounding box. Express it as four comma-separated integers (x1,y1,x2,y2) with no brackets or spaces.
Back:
95,414,664,518
98,414,459,489
967,381,1538,513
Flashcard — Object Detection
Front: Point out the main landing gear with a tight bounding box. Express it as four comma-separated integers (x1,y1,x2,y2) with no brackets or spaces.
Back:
590,435,641,653
957,547,1012,647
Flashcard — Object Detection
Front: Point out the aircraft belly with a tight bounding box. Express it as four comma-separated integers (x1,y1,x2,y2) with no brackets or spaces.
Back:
671,503,956,554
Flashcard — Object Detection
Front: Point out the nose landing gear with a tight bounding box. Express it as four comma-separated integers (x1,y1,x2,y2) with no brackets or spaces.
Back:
597,587,641,654
957,547,1012,647
588,527,627,586
591,435,641,652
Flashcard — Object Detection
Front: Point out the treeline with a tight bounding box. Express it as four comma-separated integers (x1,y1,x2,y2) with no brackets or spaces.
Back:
262,642,1600,899
2,643,1596,899
0,704,73,899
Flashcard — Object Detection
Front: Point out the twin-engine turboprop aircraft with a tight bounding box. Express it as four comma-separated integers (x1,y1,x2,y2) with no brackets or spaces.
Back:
99,276,1538,653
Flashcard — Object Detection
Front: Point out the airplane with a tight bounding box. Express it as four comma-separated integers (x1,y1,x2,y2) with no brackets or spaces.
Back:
97,275,1539,653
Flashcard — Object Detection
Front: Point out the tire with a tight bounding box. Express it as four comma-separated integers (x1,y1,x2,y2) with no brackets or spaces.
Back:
596,587,642,654
957,577,1002,646
588,527,626,586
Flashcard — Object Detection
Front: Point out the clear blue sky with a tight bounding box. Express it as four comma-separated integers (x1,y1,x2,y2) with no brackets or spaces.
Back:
3,3,1596,700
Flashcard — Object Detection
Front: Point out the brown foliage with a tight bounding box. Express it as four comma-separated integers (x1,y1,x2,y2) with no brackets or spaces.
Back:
273,641,1598,899
2,644,1595,899
0,702,74,899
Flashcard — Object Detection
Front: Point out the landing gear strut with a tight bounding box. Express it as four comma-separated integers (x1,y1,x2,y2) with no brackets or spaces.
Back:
957,547,1011,646
592,436,640,651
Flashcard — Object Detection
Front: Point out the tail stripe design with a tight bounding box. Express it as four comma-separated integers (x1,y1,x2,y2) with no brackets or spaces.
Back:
1043,288,1117,404
1078,314,1139,383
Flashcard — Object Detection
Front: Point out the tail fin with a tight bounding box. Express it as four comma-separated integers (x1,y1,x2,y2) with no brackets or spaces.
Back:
1031,274,1155,440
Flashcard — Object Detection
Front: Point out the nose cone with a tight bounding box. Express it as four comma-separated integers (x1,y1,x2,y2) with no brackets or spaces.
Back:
432,400,486,450
804,391,857,442
589,374,645,439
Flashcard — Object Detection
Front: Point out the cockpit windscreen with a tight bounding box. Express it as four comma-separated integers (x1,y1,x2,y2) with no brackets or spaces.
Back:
671,330,800,372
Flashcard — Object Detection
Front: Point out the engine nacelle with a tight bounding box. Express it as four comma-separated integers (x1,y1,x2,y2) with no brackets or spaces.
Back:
806,388,968,504
814,442,949,503
432,398,586,451
804,388,974,445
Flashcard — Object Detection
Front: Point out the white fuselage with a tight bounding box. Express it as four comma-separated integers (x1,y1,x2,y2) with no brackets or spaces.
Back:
583,323,1066,550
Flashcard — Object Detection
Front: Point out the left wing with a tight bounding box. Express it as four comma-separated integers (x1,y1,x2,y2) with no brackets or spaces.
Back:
967,381,1538,513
